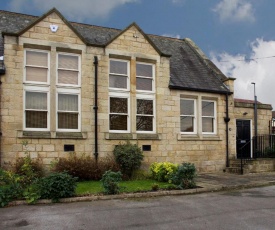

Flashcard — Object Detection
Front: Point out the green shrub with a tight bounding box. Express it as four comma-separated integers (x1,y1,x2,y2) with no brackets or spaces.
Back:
151,183,159,191
264,145,275,157
14,157,43,178
164,184,178,190
52,153,120,181
170,162,196,189
150,162,178,182
0,169,24,207
23,183,41,204
13,156,43,187
13,141,44,187
39,172,77,202
101,170,122,195
113,141,144,178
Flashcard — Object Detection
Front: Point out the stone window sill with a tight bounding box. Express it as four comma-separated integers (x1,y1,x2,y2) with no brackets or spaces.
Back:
17,131,87,139
105,133,161,140
177,134,221,141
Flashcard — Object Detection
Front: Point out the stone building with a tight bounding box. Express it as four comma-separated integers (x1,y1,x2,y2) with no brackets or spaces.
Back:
0,8,272,172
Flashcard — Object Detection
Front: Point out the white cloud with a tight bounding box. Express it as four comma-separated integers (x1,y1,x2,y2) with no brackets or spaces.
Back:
213,0,255,23
162,34,181,39
8,0,138,21
211,39,275,108
171,0,185,4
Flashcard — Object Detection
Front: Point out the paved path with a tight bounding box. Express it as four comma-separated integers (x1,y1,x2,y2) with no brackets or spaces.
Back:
197,172,275,188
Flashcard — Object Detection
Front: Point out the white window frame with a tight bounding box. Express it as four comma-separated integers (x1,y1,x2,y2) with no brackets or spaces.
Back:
56,88,81,132
136,62,155,93
136,94,155,133
23,85,50,131
56,52,81,87
24,49,50,85
180,98,197,135
109,92,130,133
109,59,130,92
202,100,217,135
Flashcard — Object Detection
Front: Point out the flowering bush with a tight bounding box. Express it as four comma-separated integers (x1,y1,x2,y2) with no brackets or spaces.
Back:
150,162,178,182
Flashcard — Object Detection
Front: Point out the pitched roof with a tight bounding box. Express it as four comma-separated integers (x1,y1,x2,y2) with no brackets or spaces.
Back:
0,9,230,94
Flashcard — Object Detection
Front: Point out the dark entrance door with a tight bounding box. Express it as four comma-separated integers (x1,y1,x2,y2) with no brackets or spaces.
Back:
236,119,251,158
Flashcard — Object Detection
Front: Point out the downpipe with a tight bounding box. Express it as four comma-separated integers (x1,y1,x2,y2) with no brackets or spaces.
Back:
224,93,230,168
93,56,98,162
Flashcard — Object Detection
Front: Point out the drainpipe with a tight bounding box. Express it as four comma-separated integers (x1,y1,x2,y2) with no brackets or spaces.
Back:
0,61,5,167
224,93,230,167
0,79,2,166
93,56,98,162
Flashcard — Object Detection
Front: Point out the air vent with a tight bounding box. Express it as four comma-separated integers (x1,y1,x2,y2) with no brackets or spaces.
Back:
64,145,75,152
142,145,151,151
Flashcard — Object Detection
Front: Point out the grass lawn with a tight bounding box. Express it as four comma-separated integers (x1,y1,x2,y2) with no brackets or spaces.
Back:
76,179,172,195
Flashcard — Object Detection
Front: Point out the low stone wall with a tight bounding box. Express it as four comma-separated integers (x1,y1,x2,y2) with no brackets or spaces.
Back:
248,159,275,173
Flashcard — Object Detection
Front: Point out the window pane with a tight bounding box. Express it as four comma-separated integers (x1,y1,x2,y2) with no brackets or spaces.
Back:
58,54,78,70
26,92,47,110
202,101,214,116
137,99,153,115
109,75,127,89
26,111,47,128
202,117,214,133
136,64,152,78
136,78,152,91
136,116,153,131
110,115,127,130
26,51,48,67
58,70,78,85
58,94,78,112
58,112,78,129
180,116,194,132
110,60,127,75
180,99,194,115
26,67,48,82
110,97,127,113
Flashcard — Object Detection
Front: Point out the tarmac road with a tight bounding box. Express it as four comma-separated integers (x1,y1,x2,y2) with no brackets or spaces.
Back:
1,185,275,230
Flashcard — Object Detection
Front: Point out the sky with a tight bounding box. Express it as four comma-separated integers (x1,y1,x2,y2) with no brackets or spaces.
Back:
1,0,275,108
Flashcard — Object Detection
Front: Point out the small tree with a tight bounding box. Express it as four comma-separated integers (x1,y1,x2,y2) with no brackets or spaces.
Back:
113,141,144,179
101,170,122,195
170,163,197,189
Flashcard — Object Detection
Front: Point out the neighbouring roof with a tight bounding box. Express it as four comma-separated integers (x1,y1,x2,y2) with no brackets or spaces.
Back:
234,98,272,110
0,9,230,94
234,98,262,104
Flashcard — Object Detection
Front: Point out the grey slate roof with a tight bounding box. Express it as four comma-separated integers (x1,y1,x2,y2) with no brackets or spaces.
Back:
0,9,230,94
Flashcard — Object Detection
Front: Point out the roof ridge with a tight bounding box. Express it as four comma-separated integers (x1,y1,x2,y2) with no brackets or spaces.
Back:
71,21,121,32
0,9,187,42
148,33,184,41
0,9,39,18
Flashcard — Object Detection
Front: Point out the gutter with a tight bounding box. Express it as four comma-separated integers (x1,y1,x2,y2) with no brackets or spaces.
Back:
93,56,99,162
169,85,232,95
